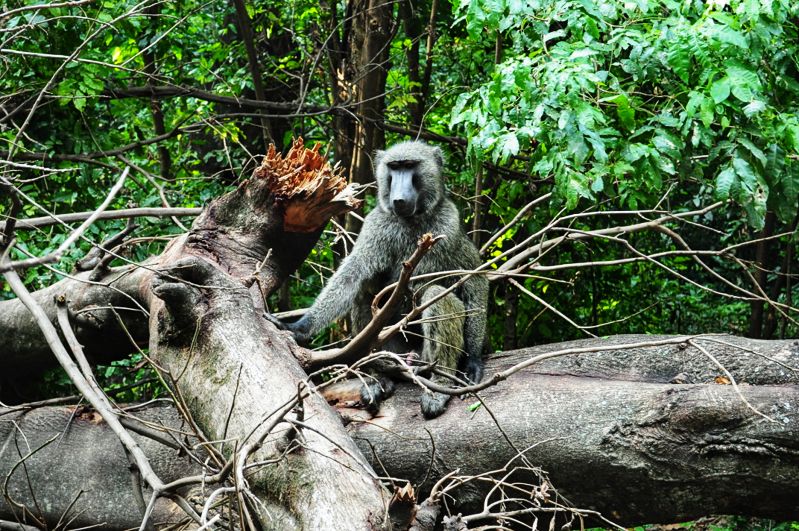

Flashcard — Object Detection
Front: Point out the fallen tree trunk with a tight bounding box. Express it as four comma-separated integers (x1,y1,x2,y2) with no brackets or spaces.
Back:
1,139,393,530
347,335,799,526
2,336,797,528
0,404,201,529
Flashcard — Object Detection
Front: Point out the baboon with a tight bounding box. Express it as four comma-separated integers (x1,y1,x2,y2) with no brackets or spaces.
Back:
284,141,488,418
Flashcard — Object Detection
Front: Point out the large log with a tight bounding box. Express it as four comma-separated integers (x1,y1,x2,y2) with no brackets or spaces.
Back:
0,266,151,400
348,335,799,526
0,404,199,529
2,336,798,528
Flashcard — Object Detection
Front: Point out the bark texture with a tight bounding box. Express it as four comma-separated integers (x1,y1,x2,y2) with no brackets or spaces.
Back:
0,404,198,529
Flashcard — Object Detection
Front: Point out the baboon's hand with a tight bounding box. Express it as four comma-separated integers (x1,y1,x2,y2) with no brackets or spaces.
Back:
265,313,312,345
359,376,396,415
263,312,286,330
283,315,312,345
420,391,450,419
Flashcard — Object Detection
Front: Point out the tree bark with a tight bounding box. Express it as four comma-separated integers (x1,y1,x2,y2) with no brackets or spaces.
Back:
0,266,152,402
350,337,799,526
748,211,777,338
144,140,386,529
0,404,201,529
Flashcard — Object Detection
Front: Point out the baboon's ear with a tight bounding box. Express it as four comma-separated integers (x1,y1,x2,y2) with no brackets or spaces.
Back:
432,147,444,169
374,150,386,168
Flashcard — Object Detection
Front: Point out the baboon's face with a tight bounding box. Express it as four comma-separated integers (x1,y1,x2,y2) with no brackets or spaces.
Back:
386,159,421,217
375,142,445,218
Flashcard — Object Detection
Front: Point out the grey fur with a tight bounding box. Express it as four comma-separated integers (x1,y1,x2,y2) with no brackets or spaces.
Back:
285,141,488,418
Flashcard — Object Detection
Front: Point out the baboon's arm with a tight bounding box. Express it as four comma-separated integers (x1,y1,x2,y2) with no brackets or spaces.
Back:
285,218,387,341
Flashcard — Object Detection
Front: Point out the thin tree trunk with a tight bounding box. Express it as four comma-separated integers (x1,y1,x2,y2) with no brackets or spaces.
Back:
233,0,274,151
345,0,394,236
748,211,777,338
143,5,172,179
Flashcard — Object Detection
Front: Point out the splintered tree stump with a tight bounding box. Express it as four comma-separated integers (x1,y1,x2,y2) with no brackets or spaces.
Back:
254,140,360,233
181,137,361,297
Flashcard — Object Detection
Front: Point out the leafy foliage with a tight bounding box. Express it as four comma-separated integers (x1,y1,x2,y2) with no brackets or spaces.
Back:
450,0,799,229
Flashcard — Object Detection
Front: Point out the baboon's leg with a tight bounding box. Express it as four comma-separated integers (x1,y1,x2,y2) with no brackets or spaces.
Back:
418,284,466,419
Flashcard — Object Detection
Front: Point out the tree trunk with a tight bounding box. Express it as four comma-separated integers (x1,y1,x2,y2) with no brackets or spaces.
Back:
350,338,799,526
0,404,201,529
345,0,394,236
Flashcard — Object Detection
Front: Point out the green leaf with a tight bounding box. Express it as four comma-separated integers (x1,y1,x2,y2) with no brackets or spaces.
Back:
710,77,731,104
564,173,593,208
496,132,520,162
716,27,748,49
591,175,604,192
743,100,766,117
544,29,566,43
786,124,799,150
612,94,635,130
726,63,761,92
622,143,650,162
569,48,598,60
738,138,766,166
732,156,756,187
699,96,715,128
667,41,691,84
685,91,703,117
467,401,482,412
715,167,736,199
731,83,753,102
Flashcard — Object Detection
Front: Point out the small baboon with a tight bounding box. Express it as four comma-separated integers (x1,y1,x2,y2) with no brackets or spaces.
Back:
284,141,488,418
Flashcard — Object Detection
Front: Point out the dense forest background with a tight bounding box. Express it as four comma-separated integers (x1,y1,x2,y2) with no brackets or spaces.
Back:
2,0,798,400
2,1,799,529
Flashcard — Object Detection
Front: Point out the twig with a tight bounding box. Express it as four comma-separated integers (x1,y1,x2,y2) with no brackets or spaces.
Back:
0,167,130,273
0,206,199,232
